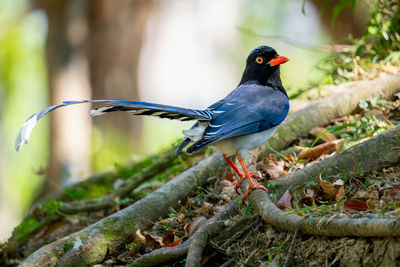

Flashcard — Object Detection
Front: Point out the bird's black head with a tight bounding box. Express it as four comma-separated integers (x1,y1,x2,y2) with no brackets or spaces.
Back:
239,45,289,89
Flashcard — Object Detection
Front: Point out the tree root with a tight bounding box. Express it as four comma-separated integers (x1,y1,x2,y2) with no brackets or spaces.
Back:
243,125,400,237
6,151,179,252
185,220,226,267
131,200,238,267
268,124,400,196
20,153,227,266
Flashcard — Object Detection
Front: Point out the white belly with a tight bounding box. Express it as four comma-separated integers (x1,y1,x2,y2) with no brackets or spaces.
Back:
211,126,278,157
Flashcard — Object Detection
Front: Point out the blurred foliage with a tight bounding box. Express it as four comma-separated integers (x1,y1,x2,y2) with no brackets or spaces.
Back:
0,0,48,219
319,0,400,83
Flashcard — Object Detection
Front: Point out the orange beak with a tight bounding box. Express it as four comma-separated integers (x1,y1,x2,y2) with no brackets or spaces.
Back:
267,55,289,66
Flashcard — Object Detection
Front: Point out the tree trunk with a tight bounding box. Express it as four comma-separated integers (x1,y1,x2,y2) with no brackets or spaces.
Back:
88,0,154,151
36,0,91,194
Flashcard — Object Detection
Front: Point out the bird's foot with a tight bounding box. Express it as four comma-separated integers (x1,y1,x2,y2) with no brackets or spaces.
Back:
242,182,269,200
234,171,258,194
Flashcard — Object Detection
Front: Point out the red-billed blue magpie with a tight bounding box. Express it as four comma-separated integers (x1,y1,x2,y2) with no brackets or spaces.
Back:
15,45,289,199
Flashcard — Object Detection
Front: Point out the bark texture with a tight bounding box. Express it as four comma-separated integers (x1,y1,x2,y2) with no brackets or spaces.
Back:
244,125,400,237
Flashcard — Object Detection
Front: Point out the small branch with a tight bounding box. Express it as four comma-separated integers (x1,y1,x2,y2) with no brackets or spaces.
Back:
237,27,354,53
212,215,255,244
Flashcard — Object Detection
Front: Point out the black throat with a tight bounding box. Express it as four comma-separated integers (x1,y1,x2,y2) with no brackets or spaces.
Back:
239,67,287,95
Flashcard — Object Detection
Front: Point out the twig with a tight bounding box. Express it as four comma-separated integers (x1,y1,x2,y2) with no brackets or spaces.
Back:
237,26,354,53
213,215,256,243
219,258,234,267
365,217,400,266
283,228,298,267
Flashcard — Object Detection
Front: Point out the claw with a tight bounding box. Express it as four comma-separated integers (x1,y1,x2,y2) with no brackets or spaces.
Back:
223,155,265,198
242,183,269,200
234,171,258,194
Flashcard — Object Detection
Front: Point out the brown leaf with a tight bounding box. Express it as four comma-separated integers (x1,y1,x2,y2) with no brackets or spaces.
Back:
298,139,343,160
318,175,337,200
261,154,287,180
223,169,236,183
354,189,379,201
344,200,368,211
335,185,345,201
276,190,293,210
317,176,345,202
366,199,380,210
292,184,317,208
282,154,297,163
382,184,400,203
135,229,160,247
161,232,176,247
309,127,337,143
165,237,183,247
193,202,213,214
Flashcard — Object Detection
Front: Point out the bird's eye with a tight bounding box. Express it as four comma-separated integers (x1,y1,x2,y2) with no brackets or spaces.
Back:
255,56,263,64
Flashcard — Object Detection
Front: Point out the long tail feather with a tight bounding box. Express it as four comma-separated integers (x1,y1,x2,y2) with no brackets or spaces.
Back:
15,99,211,151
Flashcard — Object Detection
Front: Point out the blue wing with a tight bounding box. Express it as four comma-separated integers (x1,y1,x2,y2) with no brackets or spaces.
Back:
186,83,289,154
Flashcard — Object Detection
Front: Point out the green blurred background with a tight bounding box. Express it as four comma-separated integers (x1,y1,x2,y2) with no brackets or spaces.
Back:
0,0,370,241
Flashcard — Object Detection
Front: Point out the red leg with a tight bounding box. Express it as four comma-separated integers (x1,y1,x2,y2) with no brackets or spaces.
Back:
223,156,258,194
237,154,268,199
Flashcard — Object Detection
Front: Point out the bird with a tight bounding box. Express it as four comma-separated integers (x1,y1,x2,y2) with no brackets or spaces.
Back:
15,45,289,199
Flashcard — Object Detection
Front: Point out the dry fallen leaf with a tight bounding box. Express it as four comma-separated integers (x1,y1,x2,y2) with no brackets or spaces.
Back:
354,189,379,201
335,185,345,202
135,229,160,247
298,139,343,160
276,190,293,210
223,169,236,183
261,154,287,180
165,237,183,247
292,184,317,208
161,232,176,247
193,202,213,214
317,175,345,201
382,184,400,203
282,154,297,163
344,200,368,212
309,127,337,143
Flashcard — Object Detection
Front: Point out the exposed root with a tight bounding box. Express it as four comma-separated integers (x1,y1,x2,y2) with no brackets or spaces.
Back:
131,200,239,267
242,126,400,237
